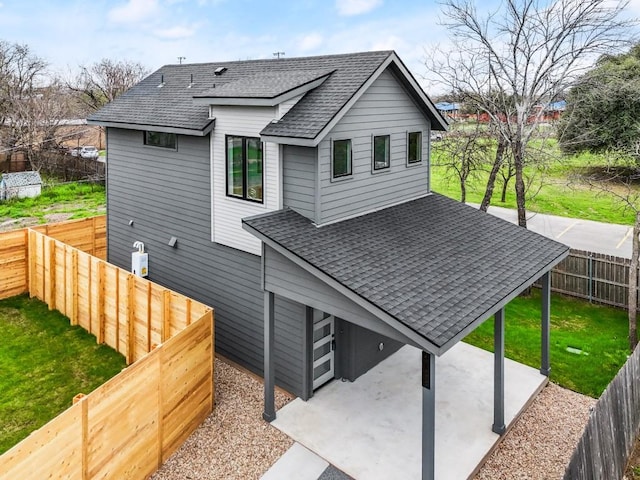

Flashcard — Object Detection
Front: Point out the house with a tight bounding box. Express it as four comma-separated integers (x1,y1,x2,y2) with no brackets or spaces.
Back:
89,50,568,479
0,171,42,201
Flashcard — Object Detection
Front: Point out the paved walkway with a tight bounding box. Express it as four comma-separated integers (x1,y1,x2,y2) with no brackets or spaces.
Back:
261,443,352,480
472,204,632,258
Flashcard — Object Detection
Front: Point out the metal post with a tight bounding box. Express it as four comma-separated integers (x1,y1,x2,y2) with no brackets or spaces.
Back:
492,308,505,434
541,272,551,376
588,254,593,303
263,290,276,421
422,351,436,480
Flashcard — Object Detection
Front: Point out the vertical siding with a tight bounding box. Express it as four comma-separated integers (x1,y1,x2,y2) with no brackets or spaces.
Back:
210,105,281,255
106,128,305,396
318,68,431,224
282,145,317,221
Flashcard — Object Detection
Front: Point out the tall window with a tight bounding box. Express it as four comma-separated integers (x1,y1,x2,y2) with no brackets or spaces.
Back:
226,135,263,202
332,139,352,178
373,135,390,170
407,131,422,164
144,131,177,149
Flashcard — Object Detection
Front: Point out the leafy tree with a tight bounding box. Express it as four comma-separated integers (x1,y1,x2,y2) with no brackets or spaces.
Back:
69,59,149,112
558,44,640,158
428,0,633,227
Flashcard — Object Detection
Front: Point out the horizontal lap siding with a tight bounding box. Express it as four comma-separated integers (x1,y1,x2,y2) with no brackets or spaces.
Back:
283,145,316,221
318,68,430,224
106,128,304,396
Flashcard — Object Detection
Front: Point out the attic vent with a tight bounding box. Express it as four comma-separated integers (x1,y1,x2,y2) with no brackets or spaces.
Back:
214,67,227,76
188,73,194,88
158,74,165,88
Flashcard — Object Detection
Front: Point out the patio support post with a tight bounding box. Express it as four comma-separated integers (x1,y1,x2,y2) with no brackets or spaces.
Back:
422,351,436,480
541,272,551,376
492,308,506,435
263,290,276,422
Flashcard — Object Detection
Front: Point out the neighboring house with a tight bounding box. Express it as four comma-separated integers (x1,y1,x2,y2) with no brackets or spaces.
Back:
89,51,568,478
0,171,42,201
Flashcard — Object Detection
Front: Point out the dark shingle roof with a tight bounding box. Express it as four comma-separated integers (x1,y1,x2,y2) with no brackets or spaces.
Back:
243,194,569,349
195,69,334,99
89,51,446,139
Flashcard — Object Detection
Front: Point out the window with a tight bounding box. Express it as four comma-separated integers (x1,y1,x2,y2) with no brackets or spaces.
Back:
407,131,422,164
144,131,177,149
226,135,263,202
332,139,352,178
373,135,390,171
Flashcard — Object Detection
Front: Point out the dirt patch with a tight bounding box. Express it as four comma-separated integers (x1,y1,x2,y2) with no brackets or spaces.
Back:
625,437,640,479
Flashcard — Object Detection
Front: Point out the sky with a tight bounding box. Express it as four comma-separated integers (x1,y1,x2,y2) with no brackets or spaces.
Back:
0,0,639,93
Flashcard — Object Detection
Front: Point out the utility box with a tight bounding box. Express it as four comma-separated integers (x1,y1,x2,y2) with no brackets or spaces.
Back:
132,241,148,277
132,251,148,277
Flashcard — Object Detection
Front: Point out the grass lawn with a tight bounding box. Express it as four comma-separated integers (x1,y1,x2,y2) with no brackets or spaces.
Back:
431,138,638,225
464,289,630,398
0,182,105,223
0,295,126,454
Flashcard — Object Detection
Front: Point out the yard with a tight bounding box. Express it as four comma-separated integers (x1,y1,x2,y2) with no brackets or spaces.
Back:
0,294,126,454
0,181,105,232
464,289,630,398
431,137,639,225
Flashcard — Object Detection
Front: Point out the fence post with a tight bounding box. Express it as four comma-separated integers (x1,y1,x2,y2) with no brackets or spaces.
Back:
127,274,135,364
588,254,593,303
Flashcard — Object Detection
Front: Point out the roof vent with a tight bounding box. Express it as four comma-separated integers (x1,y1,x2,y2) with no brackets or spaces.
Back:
214,67,227,76
158,74,165,88
188,73,194,89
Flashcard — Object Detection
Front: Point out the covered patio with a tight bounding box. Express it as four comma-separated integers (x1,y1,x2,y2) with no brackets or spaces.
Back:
272,342,546,479
243,193,569,480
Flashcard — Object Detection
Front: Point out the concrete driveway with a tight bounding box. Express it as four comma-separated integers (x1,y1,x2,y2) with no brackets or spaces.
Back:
271,343,546,480
473,204,632,258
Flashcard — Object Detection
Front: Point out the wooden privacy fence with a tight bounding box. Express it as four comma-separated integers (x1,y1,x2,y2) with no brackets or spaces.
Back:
0,222,214,480
546,249,632,309
563,344,640,479
0,215,106,301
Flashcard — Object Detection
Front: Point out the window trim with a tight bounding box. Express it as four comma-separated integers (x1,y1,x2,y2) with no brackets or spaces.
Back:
331,138,353,180
372,134,391,172
225,134,264,204
407,131,423,166
143,131,177,150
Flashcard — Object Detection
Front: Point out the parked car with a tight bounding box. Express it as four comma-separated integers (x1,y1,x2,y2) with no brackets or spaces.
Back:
69,147,81,156
80,146,99,159
430,132,443,141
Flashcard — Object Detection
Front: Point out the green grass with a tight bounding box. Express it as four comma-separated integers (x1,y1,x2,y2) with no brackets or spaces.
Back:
464,289,629,398
0,295,126,454
431,139,638,225
0,182,105,223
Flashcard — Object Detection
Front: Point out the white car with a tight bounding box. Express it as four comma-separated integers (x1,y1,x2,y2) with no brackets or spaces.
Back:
80,146,99,159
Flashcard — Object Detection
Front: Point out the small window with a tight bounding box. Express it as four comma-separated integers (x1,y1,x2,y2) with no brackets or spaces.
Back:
332,139,352,178
407,131,422,164
373,135,390,171
226,135,263,202
144,131,177,149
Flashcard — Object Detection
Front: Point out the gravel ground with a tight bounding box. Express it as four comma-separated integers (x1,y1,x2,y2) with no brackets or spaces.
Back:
152,360,593,480
475,382,596,480
151,358,293,480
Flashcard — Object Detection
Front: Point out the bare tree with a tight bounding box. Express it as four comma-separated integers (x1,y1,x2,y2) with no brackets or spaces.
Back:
428,0,634,227
433,123,490,202
69,59,149,112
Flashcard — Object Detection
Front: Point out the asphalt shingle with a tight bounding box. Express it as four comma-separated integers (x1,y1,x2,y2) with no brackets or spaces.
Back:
89,51,446,140
243,194,569,349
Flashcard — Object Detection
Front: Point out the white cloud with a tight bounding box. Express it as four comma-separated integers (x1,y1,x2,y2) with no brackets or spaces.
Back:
154,24,198,39
299,33,324,51
108,0,161,24
335,0,382,16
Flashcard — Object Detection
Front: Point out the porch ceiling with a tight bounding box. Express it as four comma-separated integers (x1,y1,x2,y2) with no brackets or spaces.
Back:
242,193,569,355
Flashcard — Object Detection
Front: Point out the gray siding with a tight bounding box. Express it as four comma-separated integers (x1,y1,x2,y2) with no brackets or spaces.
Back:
318,68,431,224
106,128,305,396
264,246,404,383
282,145,317,221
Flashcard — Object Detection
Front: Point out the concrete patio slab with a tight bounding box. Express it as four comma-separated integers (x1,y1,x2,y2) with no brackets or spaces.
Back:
272,342,546,480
